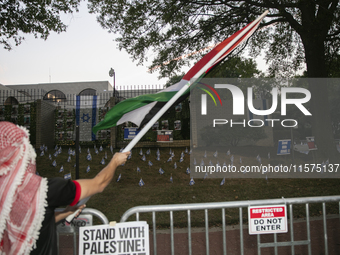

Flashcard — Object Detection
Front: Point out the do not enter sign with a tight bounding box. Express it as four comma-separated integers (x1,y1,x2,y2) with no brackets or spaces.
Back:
248,205,287,235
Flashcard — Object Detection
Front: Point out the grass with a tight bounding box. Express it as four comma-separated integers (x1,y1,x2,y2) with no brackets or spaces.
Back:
36,145,340,228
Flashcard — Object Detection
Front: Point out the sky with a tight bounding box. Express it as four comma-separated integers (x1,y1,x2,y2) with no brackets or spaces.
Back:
0,2,268,89
0,2,169,89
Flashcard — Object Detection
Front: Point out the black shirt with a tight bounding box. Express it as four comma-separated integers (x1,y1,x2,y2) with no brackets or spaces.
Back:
31,178,80,255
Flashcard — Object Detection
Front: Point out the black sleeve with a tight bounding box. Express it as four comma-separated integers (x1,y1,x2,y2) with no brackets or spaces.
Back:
46,178,77,207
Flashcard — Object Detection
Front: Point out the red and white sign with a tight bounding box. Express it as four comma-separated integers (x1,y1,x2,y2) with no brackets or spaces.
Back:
248,205,287,235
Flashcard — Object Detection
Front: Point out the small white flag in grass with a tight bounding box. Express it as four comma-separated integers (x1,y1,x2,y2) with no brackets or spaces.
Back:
167,156,172,162
110,145,113,154
230,155,234,163
68,148,72,155
174,162,177,169
67,156,71,163
117,173,121,182
59,165,64,172
99,145,103,152
127,152,132,160
200,159,205,166
64,173,71,180
139,178,145,187
87,153,92,161
139,148,143,156
148,160,153,166
220,178,225,186
52,160,57,167
54,145,58,150
95,148,99,154
213,151,218,158
87,148,90,154
40,150,44,156
49,154,52,160
141,154,146,161
53,151,58,157
86,165,90,173
159,168,164,175
169,148,172,155
204,151,207,158
100,158,105,165
156,155,160,161
137,167,141,172
186,167,190,174
188,149,192,155
156,148,160,156
226,150,230,156
146,148,150,155
189,178,195,186
193,158,197,165
209,160,213,166
170,174,173,183
185,147,188,153
181,152,184,158
204,172,208,180
179,157,184,163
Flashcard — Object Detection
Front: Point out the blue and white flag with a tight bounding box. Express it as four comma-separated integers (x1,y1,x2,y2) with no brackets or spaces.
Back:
209,160,213,166
137,167,141,172
220,178,225,186
213,151,218,158
87,153,92,161
179,157,184,163
95,148,99,154
148,160,153,166
167,156,172,162
186,167,190,174
104,151,107,159
185,147,188,153
139,148,143,156
156,155,160,161
79,146,82,153
64,173,71,180
181,152,184,158
170,175,173,183
54,145,58,151
76,95,98,141
52,160,57,167
204,151,207,158
204,172,208,180
44,145,47,152
68,148,72,155
139,178,145,187
226,150,230,156
256,155,262,163
141,155,146,161
189,178,195,186
169,148,172,155
174,162,177,169
100,158,105,165
53,151,58,157
59,165,64,172
117,173,121,182
99,145,103,152
87,148,90,154
40,150,44,156
48,154,52,160
193,158,196,165
200,159,205,166
86,165,90,173
159,168,164,175
67,156,71,163
71,150,75,156
188,149,192,155
230,155,234,163
156,148,160,156
110,145,113,154
146,148,150,155
127,152,132,160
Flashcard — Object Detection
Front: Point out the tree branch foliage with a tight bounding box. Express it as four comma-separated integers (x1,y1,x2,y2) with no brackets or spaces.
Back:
1,0,81,50
88,0,340,78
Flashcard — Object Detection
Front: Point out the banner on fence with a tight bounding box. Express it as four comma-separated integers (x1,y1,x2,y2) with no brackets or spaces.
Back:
157,130,173,142
248,204,287,235
277,139,291,155
124,127,140,140
79,221,149,255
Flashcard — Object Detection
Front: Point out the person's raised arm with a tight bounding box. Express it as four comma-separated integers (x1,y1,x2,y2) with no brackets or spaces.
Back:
75,152,130,201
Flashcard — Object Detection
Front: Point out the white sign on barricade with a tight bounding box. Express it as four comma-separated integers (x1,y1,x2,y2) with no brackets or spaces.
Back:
79,221,149,255
248,205,287,235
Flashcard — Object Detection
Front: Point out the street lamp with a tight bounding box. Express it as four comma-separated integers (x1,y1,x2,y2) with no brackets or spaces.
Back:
109,68,115,97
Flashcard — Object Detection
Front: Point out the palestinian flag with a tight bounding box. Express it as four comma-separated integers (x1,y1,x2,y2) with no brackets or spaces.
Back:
92,11,267,134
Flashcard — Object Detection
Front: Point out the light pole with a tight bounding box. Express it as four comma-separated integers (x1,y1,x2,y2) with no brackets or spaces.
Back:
109,68,115,97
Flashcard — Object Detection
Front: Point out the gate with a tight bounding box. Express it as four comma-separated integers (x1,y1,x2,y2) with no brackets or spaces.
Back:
120,195,340,255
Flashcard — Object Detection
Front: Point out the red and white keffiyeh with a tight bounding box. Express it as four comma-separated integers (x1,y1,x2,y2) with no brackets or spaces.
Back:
0,121,48,255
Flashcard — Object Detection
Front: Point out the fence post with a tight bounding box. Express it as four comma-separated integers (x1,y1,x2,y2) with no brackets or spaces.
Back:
110,96,116,148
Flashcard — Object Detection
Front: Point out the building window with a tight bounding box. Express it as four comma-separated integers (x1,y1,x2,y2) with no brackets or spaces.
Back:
79,89,96,96
43,90,66,102
4,97,18,105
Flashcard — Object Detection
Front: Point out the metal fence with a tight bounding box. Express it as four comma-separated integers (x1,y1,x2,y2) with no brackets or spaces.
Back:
120,195,340,255
56,208,109,255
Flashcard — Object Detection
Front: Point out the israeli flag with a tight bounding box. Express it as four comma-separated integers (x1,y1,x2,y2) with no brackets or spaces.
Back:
156,148,160,156
213,151,218,158
64,173,71,180
99,145,103,152
141,154,146,161
104,151,107,159
156,155,160,161
87,153,92,161
226,150,230,156
209,160,213,166
100,158,105,165
49,154,52,160
139,178,145,187
223,162,227,167
53,151,58,157
186,167,190,174
137,167,141,172
76,95,99,141
148,160,153,166
188,149,192,155
40,150,44,156
95,148,99,154
179,157,184,163
256,155,261,163
193,158,196,165
204,151,207,158
169,148,172,155
86,165,90,173
174,162,177,169
59,165,64,172
79,146,82,153
139,148,143,156
40,145,44,151
127,152,132,160
185,147,188,153
171,151,175,157
181,152,184,158
117,173,121,182
146,148,150,155
167,157,172,162
159,168,164,175
200,159,205,166
44,145,48,152
204,172,208,180
220,178,225,186
71,150,75,156
52,160,57,167
54,145,58,151
110,145,113,154
67,156,71,163
87,148,90,154
170,175,173,183
68,148,72,155
189,178,195,186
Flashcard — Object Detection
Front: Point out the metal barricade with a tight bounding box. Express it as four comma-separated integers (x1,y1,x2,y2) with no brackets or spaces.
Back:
56,208,109,255
120,195,340,255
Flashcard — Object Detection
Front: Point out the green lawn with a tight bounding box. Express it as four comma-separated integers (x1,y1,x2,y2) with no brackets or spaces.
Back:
36,146,340,228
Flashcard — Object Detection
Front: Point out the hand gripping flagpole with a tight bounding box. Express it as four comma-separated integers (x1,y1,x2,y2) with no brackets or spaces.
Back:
123,10,268,153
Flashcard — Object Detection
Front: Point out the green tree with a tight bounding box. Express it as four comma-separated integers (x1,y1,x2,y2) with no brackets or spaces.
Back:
89,0,340,161
1,0,81,50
